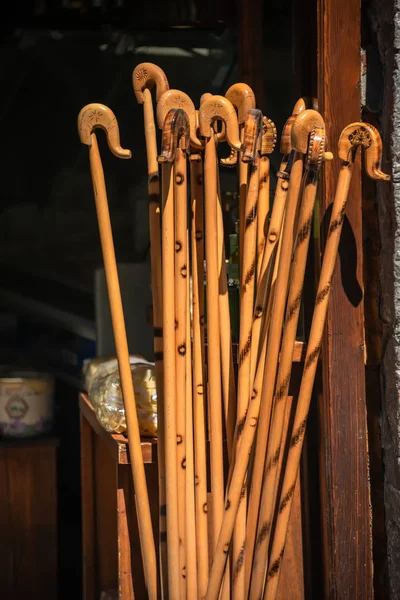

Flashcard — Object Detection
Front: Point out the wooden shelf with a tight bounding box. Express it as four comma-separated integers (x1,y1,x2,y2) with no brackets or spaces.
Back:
79,393,157,465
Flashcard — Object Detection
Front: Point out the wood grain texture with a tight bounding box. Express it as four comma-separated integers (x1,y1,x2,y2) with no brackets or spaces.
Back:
94,436,118,593
0,439,58,600
317,0,373,596
79,394,156,464
80,410,96,600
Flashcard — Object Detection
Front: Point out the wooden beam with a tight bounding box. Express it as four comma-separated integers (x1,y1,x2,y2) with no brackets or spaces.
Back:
316,0,373,596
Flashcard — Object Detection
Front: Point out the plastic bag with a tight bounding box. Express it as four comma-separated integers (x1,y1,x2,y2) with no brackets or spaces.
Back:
87,361,157,437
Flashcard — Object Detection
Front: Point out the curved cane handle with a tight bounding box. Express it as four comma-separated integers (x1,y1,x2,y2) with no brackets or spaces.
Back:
291,109,333,164
77,103,131,159
132,62,170,104
280,98,307,154
158,108,190,163
242,109,263,163
225,83,256,124
157,89,202,148
338,122,390,181
200,93,226,142
261,117,277,156
199,95,241,150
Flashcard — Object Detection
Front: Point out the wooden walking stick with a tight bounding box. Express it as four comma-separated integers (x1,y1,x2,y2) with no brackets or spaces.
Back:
133,62,169,594
199,95,236,459
247,109,332,600
78,104,158,600
256,117,277,283
158,108,191,599
157,91,201,599
249,113,333,600
221,83,256,277
205,107,309,600
228,107,263,599
198,96,241,559
264,123,389,600
185,260,198,600
190,150,210,598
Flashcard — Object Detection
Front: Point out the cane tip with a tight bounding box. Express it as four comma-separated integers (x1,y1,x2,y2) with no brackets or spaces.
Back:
324,151,334,161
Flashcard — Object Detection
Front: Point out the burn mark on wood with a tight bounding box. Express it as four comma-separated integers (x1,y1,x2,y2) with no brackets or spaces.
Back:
256,520,271,548
232,544,245,582
329,205,346,234
296,213,313,248
305,344,321,370
243,260,256,288
267,548,284,580
316,282,331,304
239,334,252,365
245,204,257,229
279,483,296,514
288,292,302,321
290,419,306,447
275,374,290,403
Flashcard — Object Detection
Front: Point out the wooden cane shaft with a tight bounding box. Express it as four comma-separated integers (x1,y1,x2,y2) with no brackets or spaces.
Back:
231,149,259,600
143,88,160,180
191,190,209,598
204,158,294,600
244,167,289,594
204,133,225,551
252,170,320,594
247,153,304,600
257,156,270,283
161,161,181,598
174,148,188,598
89,135,158,600
185,264,198,599
264,165,353,600
190,160,205,347
249,159,290,389
239,127,248,276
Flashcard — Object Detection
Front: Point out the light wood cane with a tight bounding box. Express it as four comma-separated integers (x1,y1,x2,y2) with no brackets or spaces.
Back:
157,92,203,597
185,250,198,599
221,84,256,282
244,108,302,594
249,113,332,599
198,96,241,563
174,146,189,598
247,109,333,600
228,108,263,598
190,152,209,598
264,123,389,600
133,63,169,594
201,95,237,466
204,112,306,600
78,104,158,600
158,108,191,599
256,117,277,283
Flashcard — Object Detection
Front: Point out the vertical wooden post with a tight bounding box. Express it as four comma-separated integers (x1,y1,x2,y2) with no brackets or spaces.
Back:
237,0,263,107
317,0,373,597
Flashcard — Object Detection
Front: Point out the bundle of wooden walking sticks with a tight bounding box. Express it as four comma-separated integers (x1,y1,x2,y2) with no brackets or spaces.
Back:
78,62,390,600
